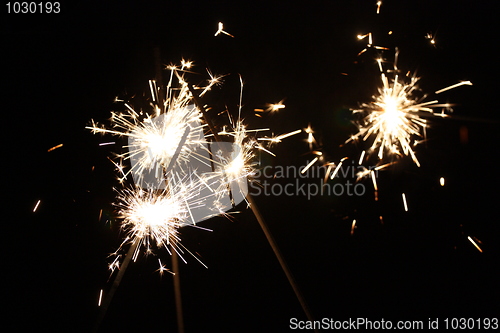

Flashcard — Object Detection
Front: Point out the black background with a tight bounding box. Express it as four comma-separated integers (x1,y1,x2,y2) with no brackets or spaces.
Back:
3,1,499,332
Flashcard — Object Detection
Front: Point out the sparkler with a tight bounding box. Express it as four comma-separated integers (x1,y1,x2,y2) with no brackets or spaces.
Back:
346,49,471,167
113,180,212,266
90,61,226,332
87,83,206,187
90,56,309,331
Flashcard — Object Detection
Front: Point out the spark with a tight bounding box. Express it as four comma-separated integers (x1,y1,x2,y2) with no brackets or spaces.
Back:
467,236,483,253
371,171,378,191
323,163,334,184
402,193,408,211
301,157,319,174
258,129,302,144
47,143,63,152
98,289,104,307
435,81,473,94
376,1,382,14
108,255,121,273
304,124,316,151
330,157,348,180
149,80,157,103
266,100,286,112
33,199,41,212
157,259,174,276
440,177,445,186
425,32,437,46
357,32,389,56
358,150,366,165
199,69,227,97
351,219,357,235
99,142,115,146
214,22,234,38
180,59,193,70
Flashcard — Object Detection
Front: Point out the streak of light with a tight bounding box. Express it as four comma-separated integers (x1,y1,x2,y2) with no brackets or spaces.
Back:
258,129,302,143
371,171,378,191
467,236,483,253
435,81,473,94
402,193,408,211
33,199,41,212
301,157,319,174
440,177,445,186
358,150,366,165
351,219,356,235
98,289,104,307
99,142,115,146
330,157,348,179
47,144,63,152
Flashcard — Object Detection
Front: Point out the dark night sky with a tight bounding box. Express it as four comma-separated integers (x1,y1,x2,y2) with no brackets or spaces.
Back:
3,1,499,332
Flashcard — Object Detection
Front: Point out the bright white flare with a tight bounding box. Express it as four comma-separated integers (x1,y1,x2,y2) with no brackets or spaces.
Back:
114,177,210,265
87,84,206,184
346,51,469,167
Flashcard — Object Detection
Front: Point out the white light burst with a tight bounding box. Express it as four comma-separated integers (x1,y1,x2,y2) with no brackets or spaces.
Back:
346,51,466,167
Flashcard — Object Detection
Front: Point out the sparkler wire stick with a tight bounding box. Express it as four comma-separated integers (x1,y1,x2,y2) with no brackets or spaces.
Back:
245,193,316,325
93,123,190,332
187,85,316,326
155,49,186,333
171,241,184,333
94,53,191,332
92,239,140,332
164,126,190,333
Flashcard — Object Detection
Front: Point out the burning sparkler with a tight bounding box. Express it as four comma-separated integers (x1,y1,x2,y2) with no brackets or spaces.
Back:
346,49,471,167
113,177,212,266
87,82,207,187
